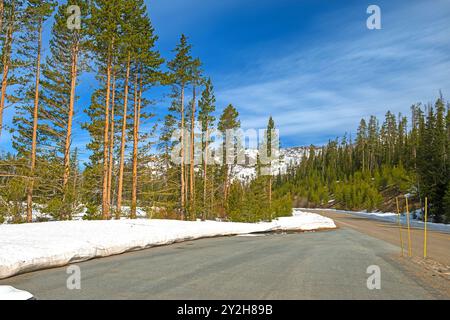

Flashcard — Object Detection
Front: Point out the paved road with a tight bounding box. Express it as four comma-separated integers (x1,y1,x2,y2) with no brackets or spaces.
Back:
306,209,450,266
1,226,448,299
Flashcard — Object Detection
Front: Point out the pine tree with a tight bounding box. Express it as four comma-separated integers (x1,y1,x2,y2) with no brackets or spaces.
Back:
0,0,23,135
159,112,177,171
411,104,425,202
127,0,162,219
430,97,447,221
417,105,435,217
188,57,202,220
218,104,240,205
40,0,88,218
259,116,279,213
83,84,108,203
396,114,407,165
89,0,123,219
114,2,135,218
156,87,181,215
355,119,368,172
380,111,397,165
106,69,117,217
12,0,55,222
367,115,379,172
115,51,130,218
197,78,215,220
0,1,4,38
167,34,195,217
227,181,243,221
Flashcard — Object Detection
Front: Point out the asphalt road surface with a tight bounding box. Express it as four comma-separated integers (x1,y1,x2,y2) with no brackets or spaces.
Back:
1,215,449,299
307,209,450,266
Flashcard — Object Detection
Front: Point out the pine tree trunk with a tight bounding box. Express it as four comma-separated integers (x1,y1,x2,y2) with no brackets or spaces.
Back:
362,148,365,172
0,1,4,37
190,86,196,220
185,162,189,216
210,168,214,217
71,157,78,219
0,3,14,136
131,71,141,219
101,43,113,220
269,175,272,219
116,52,131,219
180,85,185,218
224,165,229,203
26,20,43,223
107,72,116,213
62,42,79,197
203,128,209,221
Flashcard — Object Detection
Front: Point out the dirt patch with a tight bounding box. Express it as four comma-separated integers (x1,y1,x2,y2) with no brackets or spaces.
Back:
390,255,450,299
411,256,450,280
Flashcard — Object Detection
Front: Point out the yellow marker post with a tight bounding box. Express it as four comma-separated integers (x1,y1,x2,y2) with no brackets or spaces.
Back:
396,197,404,257
405,196,412,257
424,197,428,259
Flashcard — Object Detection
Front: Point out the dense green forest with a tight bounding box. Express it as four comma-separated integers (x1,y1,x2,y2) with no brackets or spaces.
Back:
0,1,448,225
275,98,450,223
0,0,291,224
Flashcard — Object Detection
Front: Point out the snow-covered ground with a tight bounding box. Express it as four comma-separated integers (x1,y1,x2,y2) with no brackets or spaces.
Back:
0,210,335,280
305,208,450,233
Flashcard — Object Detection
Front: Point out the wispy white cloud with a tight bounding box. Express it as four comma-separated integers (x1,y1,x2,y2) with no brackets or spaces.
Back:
214,0,450,146
2,0,449,160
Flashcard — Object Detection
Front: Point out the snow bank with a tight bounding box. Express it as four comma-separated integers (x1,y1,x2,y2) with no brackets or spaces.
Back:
0,210,335,279
0,286,34,300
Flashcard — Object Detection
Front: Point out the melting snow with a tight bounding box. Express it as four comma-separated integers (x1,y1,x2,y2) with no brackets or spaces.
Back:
0,210,335,279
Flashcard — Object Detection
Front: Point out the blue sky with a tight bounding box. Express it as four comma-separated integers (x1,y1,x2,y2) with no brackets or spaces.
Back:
1,0,450,163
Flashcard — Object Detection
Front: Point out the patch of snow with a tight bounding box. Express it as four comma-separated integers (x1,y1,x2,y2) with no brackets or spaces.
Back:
0,286,33,300
0,210,335,279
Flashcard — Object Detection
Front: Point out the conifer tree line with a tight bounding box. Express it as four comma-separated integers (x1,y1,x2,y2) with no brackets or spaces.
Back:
2,1,447,225
277,95,450,223
0,0,290,223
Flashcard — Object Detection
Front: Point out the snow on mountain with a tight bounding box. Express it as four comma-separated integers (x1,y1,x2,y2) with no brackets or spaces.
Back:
231,147,316,183
148,146,319,183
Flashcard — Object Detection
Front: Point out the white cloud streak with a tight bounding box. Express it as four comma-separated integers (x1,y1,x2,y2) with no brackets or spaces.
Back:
214,0,450,146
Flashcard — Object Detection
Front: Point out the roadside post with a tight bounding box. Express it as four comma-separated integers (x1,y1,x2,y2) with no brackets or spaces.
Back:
424,197,428,259
405,196,412,257
396,197,404,257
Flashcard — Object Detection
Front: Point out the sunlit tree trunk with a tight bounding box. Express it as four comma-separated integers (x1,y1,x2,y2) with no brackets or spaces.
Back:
210,169,214,217
0,1,4,37
269,175,272,218
116,52,131,218
101,43,113,220
62,42,79,193
0,1,14,136
203,129,209,221
107,72,116,213
131,71,142,219
26,20,44,223
180,85,185,218
190,86,196,220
